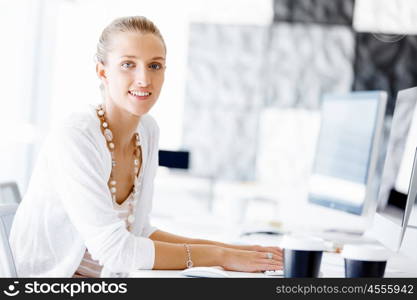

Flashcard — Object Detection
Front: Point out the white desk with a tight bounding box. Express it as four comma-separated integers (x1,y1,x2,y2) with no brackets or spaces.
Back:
129,270,270,278
131,216,417,278
129,253,417,278
129,240,417,278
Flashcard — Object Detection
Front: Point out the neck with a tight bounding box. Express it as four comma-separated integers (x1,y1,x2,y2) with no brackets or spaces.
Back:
104,99,140,154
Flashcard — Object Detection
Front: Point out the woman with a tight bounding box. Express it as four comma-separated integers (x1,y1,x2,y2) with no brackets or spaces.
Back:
9,16,282,277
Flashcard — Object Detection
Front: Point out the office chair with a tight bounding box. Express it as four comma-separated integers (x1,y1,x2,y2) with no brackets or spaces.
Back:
0,203,18,277
0,182,22,204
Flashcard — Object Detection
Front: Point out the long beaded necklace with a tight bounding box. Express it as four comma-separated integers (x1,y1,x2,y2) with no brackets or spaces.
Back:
96,104,141,231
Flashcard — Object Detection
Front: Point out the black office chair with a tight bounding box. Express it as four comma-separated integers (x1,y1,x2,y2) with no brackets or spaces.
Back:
0,182,22,204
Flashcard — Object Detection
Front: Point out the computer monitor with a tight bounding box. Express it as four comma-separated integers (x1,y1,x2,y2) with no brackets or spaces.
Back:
158,150,190,170
308,91,387,215
367,87,417,251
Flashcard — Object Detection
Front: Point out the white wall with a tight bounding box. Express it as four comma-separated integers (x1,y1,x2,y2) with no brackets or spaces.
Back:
0,0,40,192
354,0,417,35
48,0,273,150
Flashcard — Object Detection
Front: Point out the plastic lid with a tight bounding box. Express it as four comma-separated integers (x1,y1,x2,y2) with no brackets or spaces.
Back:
280,234,326,251
342,244,392,261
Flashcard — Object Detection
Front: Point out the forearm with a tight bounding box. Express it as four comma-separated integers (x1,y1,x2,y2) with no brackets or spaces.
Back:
150,231,283,272
153,240,224,270
149,230,241,249
190,238,242,250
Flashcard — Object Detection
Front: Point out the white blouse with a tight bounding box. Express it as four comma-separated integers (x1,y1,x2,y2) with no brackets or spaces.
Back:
74,190,138,278
9,104,159,277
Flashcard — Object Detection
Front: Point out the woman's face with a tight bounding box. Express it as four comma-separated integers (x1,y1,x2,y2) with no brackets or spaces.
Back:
98,31,166,116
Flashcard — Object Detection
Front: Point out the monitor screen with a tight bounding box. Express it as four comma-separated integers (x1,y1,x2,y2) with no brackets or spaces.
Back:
308,91,387,215
158,150,190,170
377,87,417,225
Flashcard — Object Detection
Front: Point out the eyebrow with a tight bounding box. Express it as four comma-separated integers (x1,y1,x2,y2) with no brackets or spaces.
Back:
120,55,165,61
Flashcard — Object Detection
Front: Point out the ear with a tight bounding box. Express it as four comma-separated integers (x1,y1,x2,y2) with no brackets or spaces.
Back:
96,62,108,85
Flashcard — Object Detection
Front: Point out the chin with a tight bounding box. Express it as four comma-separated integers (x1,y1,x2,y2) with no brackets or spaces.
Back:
119,94,157,116
128,104,152,117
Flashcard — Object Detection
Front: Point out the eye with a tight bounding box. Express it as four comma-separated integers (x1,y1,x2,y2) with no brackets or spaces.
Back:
149,63,162,70
121,62,135,69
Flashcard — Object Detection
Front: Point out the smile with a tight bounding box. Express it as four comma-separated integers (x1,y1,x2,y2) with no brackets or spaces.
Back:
128,90,152,100
129,90,152,96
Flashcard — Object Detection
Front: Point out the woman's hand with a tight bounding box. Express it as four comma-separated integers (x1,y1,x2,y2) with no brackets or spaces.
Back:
221,247,283,273
237,244,282,260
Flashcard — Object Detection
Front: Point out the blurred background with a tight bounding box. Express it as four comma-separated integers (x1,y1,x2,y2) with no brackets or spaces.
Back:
2,0,417,240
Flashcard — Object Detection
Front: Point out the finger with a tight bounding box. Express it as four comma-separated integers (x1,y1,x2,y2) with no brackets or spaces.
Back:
266,250,283,258
258,258,283,266
256,253,282,263
255,247,283,257
261,246,281,251
256,258,283,266
263,247,283,255
252,263,282,272
258,259,284,266
256,252,283,263
254,258,283,270
258,263,283,271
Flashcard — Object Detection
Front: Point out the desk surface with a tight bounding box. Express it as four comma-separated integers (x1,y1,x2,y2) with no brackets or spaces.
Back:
130,250,417,278
129,270,270,278
135,217,417,278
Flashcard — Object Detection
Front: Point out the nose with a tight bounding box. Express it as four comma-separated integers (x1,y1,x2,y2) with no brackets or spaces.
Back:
135,67,151,87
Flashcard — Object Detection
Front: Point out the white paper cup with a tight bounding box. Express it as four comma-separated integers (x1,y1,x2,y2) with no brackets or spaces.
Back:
342,244,391,278
281,235,326,278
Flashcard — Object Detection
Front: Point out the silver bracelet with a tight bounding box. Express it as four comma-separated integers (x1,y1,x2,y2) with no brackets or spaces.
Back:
184,244,193,268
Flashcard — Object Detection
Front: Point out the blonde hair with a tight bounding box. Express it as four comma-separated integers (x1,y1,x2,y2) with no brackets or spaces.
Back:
96,15,166,64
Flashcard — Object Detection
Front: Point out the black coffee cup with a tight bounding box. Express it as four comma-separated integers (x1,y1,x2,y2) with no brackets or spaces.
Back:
342,244,391,278
281,235,325,278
